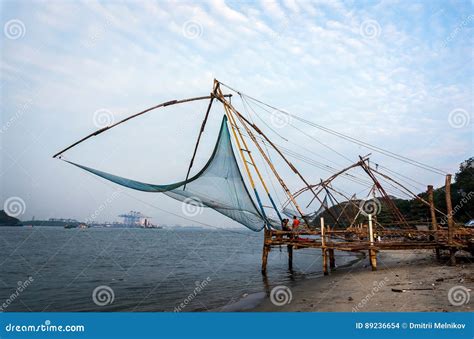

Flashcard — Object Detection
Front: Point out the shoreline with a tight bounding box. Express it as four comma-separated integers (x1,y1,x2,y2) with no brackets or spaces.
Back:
214,251,365,312
246,249,473,312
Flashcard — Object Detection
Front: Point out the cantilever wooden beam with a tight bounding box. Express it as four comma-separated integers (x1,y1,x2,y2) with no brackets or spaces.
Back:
183,86,219,189
52,94,232,158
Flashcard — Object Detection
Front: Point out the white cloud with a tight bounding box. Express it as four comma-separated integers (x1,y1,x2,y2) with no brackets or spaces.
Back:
1,0,472,225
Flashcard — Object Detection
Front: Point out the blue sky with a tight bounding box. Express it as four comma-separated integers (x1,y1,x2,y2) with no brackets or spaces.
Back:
1,0,472,227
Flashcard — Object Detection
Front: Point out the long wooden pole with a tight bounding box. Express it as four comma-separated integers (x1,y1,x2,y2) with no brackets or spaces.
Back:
321,217,328,275
445,175,454,244
445,174,456,265
220,96,283,223
218,86,268,225
215,86,301,222
364,165,448,217
52,94,231,158
234,113,303,220
231,114,290,221
183,96,215,189
295,160,364,207
321,180,352,225
368,214,377,271
224,99,340,225
427,185,440,259
359,158,409,228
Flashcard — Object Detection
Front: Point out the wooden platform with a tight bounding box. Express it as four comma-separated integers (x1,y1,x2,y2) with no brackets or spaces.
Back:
261,227,474,274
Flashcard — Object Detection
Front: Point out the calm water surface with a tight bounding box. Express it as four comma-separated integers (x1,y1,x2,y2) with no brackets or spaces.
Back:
0,227,358,311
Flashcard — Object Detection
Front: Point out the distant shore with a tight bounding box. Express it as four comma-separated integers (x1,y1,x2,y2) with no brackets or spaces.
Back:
248,250,472,312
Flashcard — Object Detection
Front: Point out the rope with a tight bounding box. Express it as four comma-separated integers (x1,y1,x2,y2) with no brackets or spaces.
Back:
218,81,446,176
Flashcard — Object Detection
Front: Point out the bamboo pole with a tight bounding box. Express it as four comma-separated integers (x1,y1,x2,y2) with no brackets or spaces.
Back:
298,160,364,207
214,87,304,222
217,84,269,225
445,174,456,266
218,93,340,225
368,214,374,246
183,93,215,189
221,91,283,222
371,185,378,226
370,165,448,217
368,214,377,271
427,185,440,259
321,217,328,275
53,94,231,158
359,158,409,228
325,223,336,269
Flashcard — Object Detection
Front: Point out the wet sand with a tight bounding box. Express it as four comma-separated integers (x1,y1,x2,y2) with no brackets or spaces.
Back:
251,250,473,312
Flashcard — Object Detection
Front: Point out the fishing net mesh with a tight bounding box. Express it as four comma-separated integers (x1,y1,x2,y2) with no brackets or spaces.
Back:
65,115,267,231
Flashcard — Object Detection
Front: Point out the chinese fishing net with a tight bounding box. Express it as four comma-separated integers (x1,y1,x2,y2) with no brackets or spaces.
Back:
64,115,274,231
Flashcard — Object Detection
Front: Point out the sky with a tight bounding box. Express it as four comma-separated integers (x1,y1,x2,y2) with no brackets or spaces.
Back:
0,0,472,229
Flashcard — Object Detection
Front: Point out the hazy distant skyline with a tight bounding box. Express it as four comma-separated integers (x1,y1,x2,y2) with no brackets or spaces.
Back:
1,0,472,228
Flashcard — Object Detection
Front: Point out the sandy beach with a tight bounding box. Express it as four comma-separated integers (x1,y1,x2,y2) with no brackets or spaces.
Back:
251,250,473,312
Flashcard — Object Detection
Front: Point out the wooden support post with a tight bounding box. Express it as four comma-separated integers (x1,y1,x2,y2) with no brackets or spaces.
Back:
449,248,457,266
368,214,374,246
326,223,335,269
368,214,377,271
369,249,377,271
321,217,328,275
262,246,270,274
322,249,328,276
329,249,335,269
427,185,440,259
261,229,270,274
445,174,456,266
287,245,293,270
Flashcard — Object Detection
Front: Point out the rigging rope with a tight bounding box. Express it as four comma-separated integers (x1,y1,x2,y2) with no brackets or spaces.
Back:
218,81,446,176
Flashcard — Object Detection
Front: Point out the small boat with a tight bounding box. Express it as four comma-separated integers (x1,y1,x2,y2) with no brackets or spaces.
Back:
64,224,77,229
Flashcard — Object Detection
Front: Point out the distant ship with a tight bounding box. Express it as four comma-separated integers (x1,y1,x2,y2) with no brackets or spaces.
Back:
118,211,162,229
64,223,88,229
141,224,163,229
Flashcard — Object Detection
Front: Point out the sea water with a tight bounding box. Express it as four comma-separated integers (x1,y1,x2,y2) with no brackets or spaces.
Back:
0,227,358,312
